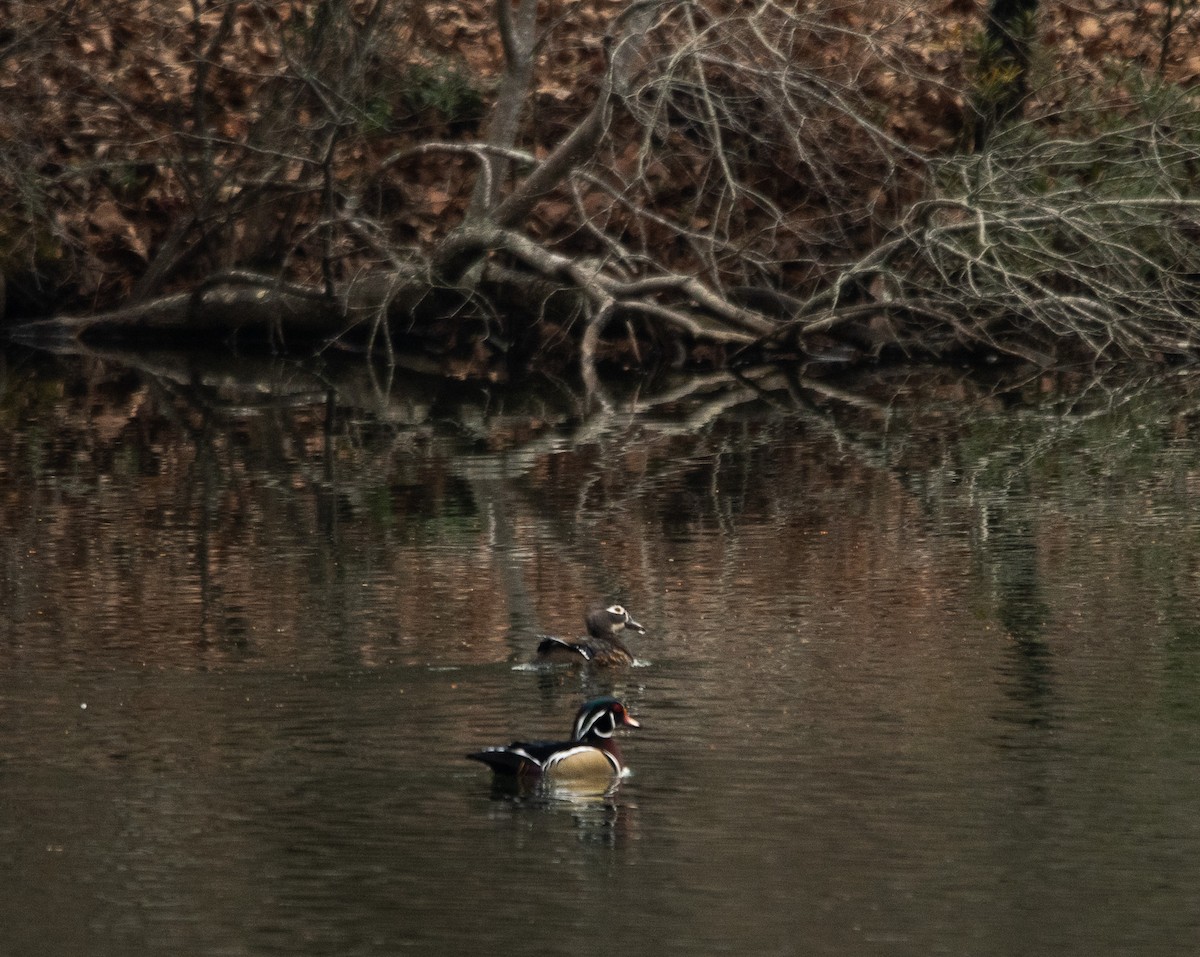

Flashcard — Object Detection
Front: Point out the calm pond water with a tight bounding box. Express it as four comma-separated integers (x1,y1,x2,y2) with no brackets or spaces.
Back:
3,347,1200,956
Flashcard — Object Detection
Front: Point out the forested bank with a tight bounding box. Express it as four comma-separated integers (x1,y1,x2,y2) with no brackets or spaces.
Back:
2,1,1199,381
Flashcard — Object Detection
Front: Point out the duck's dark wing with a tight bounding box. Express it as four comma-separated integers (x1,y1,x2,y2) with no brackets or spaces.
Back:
535,635,595,662
465,738,565,776
538,636,634,666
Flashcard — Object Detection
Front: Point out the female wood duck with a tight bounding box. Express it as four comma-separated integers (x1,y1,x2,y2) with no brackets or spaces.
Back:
534,604,647,666
466,696,641,786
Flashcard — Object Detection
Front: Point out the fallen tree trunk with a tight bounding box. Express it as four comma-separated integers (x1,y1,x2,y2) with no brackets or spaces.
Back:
10,267,424,355
10,248,794,379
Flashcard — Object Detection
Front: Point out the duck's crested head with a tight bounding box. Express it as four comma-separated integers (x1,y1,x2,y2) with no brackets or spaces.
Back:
572,696,641,741
586,603,646,637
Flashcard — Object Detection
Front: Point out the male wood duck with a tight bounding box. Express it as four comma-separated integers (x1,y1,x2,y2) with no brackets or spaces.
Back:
466,696,641,786
534,604,647,666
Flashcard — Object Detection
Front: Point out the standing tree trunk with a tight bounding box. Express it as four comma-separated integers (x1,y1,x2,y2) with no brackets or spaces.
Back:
466,0,540,220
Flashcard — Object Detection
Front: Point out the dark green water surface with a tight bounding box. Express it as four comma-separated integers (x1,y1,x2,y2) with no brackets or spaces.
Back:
2,349,1200,955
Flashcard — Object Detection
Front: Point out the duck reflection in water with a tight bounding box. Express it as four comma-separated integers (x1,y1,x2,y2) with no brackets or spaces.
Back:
484,783,638,848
